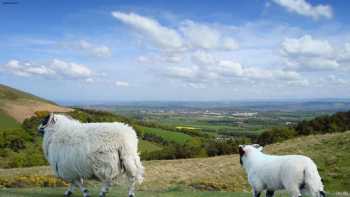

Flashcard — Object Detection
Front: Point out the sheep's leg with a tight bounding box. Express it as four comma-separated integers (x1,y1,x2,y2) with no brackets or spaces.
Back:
253,190,261,197
64,183,75,196
74,179,90,197
99,180,112,197
266,190,275,197
128,176,136,197
288,187,302,197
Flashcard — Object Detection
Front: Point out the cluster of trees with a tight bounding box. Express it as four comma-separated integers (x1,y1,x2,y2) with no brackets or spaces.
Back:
257,111,350,145
140,133,251,160
295,111,350,135
1,115,48,168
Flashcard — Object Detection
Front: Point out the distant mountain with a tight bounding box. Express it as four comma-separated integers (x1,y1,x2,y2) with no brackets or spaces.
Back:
0,84,72,123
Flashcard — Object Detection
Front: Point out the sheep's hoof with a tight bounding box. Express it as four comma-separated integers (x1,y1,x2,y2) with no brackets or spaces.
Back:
64,190,72,197
129,194,135,197
99,193,106,197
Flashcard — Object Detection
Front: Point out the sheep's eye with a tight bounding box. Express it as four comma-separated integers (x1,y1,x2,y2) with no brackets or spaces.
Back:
41,115,50,126
252,144,261,149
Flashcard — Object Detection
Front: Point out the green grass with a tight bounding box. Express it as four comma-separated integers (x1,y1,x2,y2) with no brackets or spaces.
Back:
1,132,349,192
0,110,20,129
139,140,163,153
0,84,54,104
0,188,347,197
140,126,192,144
0,187,243,197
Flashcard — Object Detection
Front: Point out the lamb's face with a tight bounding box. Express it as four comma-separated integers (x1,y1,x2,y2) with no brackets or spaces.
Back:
37,113,56,135
238,144,263,165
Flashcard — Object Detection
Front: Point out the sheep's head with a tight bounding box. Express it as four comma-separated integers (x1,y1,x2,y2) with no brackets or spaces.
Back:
38,112,56,135
238,144,263,165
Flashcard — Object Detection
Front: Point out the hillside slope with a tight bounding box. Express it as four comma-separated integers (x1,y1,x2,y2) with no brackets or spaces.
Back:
0,84,72,123
1,131,349,192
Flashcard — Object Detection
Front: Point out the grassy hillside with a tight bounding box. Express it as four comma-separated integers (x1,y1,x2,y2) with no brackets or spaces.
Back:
139,140,163,153
0,84,54,104
140,126,193,144
0,110,20,129
0,84,72,123
1,131,349,192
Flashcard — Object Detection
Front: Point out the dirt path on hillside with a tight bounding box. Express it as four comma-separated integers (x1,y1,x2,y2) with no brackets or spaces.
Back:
1,99,72,122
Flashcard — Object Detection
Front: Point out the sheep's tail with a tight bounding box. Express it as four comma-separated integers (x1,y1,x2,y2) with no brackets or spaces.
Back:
304,160,325,197
119,146,144,184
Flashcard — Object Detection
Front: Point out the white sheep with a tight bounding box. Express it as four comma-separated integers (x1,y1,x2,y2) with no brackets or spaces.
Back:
38,113,144,197
239,144,326,197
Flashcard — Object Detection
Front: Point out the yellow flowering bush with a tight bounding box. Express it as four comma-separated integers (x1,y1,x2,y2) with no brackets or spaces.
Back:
0,175,68,188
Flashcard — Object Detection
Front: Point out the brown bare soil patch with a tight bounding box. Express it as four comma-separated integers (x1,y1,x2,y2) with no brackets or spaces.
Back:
1,99,72,123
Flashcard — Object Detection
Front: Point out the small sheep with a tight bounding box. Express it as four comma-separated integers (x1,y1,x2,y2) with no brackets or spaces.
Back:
38,113,144,197
239,144,325,197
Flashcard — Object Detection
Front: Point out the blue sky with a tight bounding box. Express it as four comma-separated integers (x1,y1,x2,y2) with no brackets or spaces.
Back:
1,0,350,103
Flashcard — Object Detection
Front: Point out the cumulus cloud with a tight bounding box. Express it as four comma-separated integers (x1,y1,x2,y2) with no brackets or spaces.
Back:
191,51,217,65
112,11,239,53
50,59,93,79
77,40,112,58
115,81,129,87
112,11,183,50
272,0,333,20
282,35,334,57
180,20,239,50
281,35,340,71
164,51,303,87
1,60,55,77
339,43,350,61
0,59,96,81
165,66,199,81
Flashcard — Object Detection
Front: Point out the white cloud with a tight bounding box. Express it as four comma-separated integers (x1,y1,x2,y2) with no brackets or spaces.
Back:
77,40,112,58
112,12,239,52
287,79,309,87
215,60,244,76
243,67,300,81
112,11,183,50
51,59,93,79
1,59,55,77
115,81,129,87
339,43,350,61
180,20,239,50
165,66,199,80
191,51,217,65
282,35,334,57
1,59,96,81
272,0,333,20
281,35,341,71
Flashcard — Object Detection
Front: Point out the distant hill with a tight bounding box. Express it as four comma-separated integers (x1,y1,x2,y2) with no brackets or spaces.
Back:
0,84,72,124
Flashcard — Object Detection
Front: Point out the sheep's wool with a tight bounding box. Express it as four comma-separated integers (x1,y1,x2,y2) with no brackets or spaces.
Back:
43,114,144,184
240,145,324,197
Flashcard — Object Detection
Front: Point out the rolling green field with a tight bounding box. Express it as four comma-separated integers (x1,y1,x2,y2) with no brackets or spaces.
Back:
140,126,192,144
108,106,331,138
139,140,163,153
0,111,20,129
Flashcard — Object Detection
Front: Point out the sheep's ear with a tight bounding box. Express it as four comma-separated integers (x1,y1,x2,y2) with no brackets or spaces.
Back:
252,144,263,151
48,112,56,125
238,145,245,156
